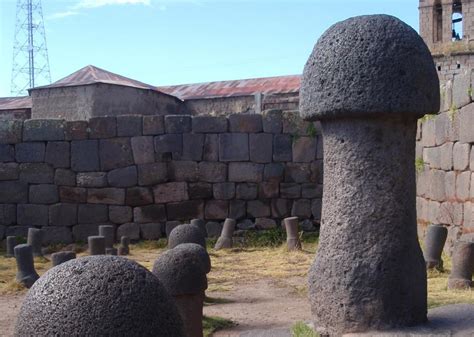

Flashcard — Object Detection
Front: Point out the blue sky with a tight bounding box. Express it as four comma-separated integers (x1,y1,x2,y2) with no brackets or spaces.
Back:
0,0,419,97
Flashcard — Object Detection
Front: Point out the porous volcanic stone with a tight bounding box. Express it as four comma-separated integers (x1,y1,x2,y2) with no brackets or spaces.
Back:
300,15,439,121
168,224,206,249
14,256,184,337
302,15,439,336
423,224,448,269
174,243,211,274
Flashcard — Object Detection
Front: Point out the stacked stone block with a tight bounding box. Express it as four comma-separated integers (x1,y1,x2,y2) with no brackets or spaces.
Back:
417,70,474,252
0,112,322,243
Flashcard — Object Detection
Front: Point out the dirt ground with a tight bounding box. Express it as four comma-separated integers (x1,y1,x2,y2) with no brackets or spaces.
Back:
0,277,311,337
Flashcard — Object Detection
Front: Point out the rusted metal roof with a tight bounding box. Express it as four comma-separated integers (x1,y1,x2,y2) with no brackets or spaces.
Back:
157,75,301,100
32,65,158,91
0,96,32,111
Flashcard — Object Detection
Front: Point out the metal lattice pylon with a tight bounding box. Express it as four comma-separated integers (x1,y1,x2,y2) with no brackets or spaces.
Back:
10,0,51,96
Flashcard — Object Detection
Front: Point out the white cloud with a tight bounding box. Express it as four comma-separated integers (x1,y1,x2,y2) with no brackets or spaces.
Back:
46,11,80,20
73,0,151,9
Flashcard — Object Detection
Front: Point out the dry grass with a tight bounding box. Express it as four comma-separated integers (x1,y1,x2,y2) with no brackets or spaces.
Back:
0,239,473,309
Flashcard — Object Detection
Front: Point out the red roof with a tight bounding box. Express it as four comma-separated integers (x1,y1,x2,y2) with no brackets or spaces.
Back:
0,96,32,111
33,65,158,91
157,75,301,100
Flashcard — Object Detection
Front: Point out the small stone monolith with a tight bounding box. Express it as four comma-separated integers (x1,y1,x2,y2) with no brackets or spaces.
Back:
300,15,439,335
14,244,39,288
98,225,115,249
88,236,105,255
153,247,208,337
118,236,130,256
106,247,118,256
168,224,206,249
27,228,43,257
214,218,236,250
284,217,302,251
14,256,185,336
6,236,16,257
51,251,76,267
423,224,448,269
447,240,474,290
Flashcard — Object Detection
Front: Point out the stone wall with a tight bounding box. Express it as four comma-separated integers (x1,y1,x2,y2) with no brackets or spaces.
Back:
0,111,323,244
433,53,474,83
416,69,474,252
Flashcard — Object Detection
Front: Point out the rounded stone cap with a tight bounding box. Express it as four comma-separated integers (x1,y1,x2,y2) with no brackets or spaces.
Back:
152,247,208,296
168,224,206,249
14,256,184,337
174,243,211,274
300,15,440,121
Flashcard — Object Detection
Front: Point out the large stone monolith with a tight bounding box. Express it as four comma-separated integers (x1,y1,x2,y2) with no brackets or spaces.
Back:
300,15,440,335
14,256,185,336
27,228,43,257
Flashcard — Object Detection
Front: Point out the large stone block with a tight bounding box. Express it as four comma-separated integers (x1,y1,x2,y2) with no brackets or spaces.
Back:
143,115,164,135
311,199,322,220
302,183,323,199
255,218,277,229
206,221,223,238
29,184,59,204
262,109,283,133
154,134,182,154
166,200,204,220
0,204,16,225
116,115,142,137
188,183,213,199
71,140,100,172
229,200,246,219
0,144,14,162
438,201,463,226
445,171,456,200
153,182,188,203
311,160,323,184
434,112,449,146
285,163,311,183
87,188,125,205
273,134,292,162
213,183,235,200
6,225,32,238
205,200,228,220
137,162,168,186
229,114,262,133
452,70,471,109
65,121,88,141
41,226,73,245
421,118,436,147
471,146,474,171
264,163,284,182
219,134,249,161
59,187,87,203
131,136,154,164
23,119,65,141
249,133,273,163
282,111,314,135
49,203,78,227
291,199,312,218
459,104,474,143
99,138,134,171
169,161,198,182
258,182,279,199
0,163,19,180
77,172,107,187
45,142,70,168
453,142,470,171
125,187,153,206
0,120,22,144
133,205,166,223
140,223,162,240
165,115,192,133
192,116,228,133
181,133,204,161
203,134,219,161
198,162,227,183
88,117,117,139
107,166,138,187
0,181,27,203
15,142,45,162
428,170,446,202
236,183,258,200
247,200,271,218
423,146,441,169
17,204,48,226
109,205,133,224
427,200,441,224
292,137,317,163
78,204,108,224
228,162,263,182
280,183,301,198
456,171,470,201
439,142,453,171
117,223,140,241
72,223,111,242
19,163,54,183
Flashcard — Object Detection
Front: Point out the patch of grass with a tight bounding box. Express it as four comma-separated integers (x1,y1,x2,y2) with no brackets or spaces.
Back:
204,295,234,305
0,255,51,295
415,157,425,173
242,228,286,247
291,321,318,337
203,315,235,337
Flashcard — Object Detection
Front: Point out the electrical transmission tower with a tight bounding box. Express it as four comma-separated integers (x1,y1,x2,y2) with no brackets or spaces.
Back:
10,0,51,96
